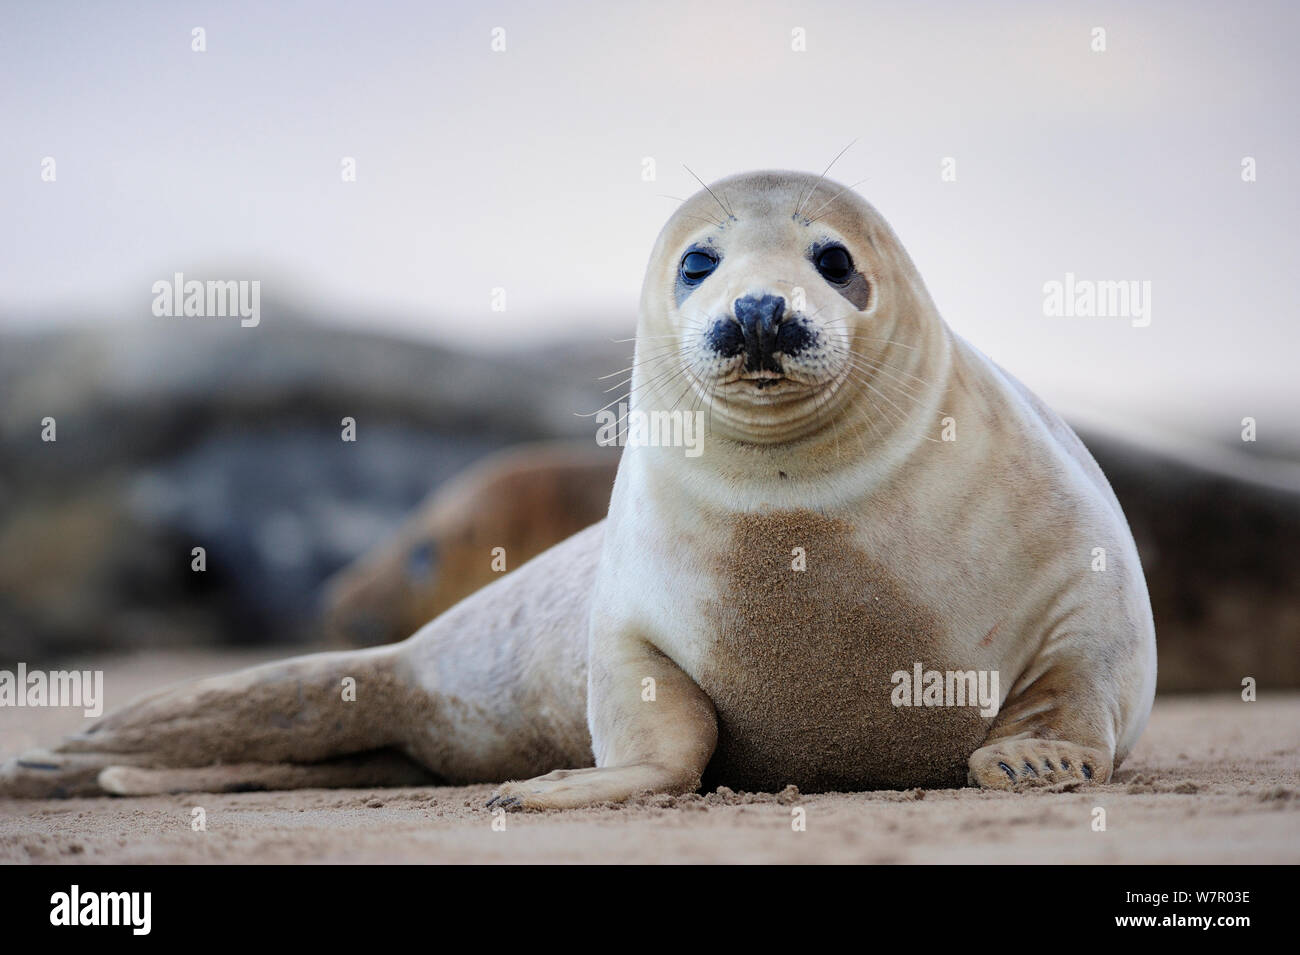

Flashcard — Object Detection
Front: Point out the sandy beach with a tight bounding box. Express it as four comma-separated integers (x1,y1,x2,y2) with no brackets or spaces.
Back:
1,649,1295,864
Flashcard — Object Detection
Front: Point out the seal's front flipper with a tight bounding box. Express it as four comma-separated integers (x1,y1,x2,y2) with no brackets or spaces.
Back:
967,738,1111,789
486,763,698,811
487,637,717,811
966,651,1127,791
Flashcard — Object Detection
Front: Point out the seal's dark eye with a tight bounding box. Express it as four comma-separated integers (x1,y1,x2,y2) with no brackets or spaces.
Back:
406,540,438,583
680,250,718,284
815,246,853,284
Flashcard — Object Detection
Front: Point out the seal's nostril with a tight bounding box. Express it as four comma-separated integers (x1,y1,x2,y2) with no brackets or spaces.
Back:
733,294,786,336
732,294,788,372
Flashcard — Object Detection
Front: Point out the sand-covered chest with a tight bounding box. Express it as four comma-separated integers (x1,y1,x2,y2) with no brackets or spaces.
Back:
687,508,994,791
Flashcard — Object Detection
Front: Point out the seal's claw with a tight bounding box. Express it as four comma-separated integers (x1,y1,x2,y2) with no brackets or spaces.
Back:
16,757,61,771
486,790,527,811
968,738,1111,791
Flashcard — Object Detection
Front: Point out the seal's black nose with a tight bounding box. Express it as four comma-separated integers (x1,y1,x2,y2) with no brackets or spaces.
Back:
732,294,786,372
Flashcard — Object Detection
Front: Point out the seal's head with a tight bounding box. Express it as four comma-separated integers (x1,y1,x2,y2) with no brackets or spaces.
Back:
636,170,942,445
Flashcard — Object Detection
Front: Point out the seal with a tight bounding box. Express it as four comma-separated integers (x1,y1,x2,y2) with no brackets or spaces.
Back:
0,171,1156,806
322,441,619,648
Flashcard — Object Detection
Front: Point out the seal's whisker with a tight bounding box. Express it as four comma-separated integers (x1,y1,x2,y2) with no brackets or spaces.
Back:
817,324,925,358
622,364,691,409
829,368,910,428
625,344,695,377
665,371,700,417
828,347,931,398
704,376,721,440
626,331,694,341
845,366,935,402
841,364,933,413
627,325,703,358
837,361,927,403
574,383,657,418
837,371,945,444
603,376,633,394
843,352,933,388
825,371,873,457
616,355,680,381
683,165,734,220
662,358,712,419
606,365,695,440
806,176,871,223
854,337,921,351
815,376,845,461
795,138,858,220
688,364,713,432
597,363,646,380
600,344,686,383
852,372,950,419
681,213,728,230
850,400,892,442
845,395,873,456
832,351,951,416
657,194,724,228
858,381,910,428
632,338,692,358
802,303,835,324
631,353,696,404
831,372,887,444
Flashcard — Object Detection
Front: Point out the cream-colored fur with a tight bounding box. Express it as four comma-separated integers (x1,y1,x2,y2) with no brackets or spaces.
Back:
0,172,1155,806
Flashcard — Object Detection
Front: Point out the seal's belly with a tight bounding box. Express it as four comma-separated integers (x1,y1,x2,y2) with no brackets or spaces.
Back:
692,509,992,792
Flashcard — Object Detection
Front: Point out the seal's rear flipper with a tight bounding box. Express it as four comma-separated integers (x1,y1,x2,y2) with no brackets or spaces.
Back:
97,750,436,796
59,647,406,763
0,646,414,798
0,749,155,798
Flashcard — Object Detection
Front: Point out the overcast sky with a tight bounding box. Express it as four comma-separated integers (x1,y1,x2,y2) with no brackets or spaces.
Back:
3,0,1297,450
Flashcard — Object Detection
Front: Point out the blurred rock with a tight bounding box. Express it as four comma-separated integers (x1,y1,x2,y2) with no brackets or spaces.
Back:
1080,430,1300,693
0,320,618,661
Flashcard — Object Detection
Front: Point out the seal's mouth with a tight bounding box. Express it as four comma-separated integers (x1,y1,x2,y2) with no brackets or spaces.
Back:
719,367,823,401
740,370,786,390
